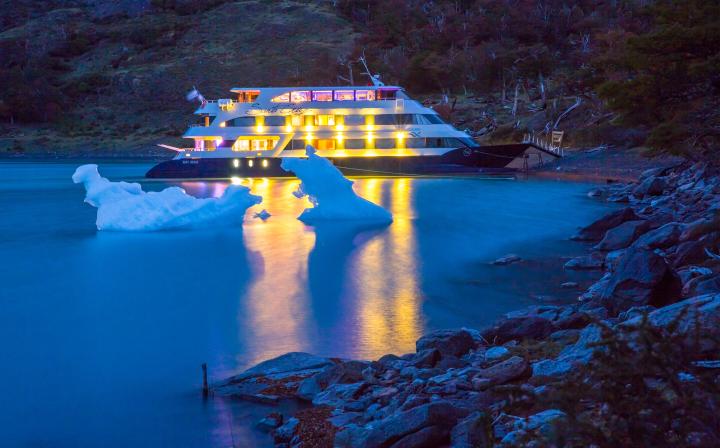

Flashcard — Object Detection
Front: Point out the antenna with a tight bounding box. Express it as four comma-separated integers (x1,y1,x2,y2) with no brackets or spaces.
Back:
358,55,384,87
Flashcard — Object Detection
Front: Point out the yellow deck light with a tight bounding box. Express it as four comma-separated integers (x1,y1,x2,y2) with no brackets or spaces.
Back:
335,124,345,131
305,134,314,142
366,133,374,142
336,133,344,143
396,131,406,140
285,124,293,132
256,125,265,133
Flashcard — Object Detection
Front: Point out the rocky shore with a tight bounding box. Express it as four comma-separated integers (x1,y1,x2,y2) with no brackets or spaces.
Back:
216,162,720,447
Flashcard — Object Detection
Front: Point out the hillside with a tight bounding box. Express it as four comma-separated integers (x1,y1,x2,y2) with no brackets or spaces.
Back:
0,0,356,155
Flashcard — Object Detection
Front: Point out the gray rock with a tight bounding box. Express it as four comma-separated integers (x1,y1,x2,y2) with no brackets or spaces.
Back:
228,352,332,381
411,349,441,368
600,247,681,313
257,413,283,432
683,275,720,299
594,220,649,251
482,316,554,343
532,325,604,378
634,222,685,250
492,254,522,265
334,401,468,448
312,382,365,408
571,207,639,241
564,252,605,270
273,417,299,443
296,375,322,401
450,412,493,448
416,329,476,359
634,176,667,196
484,346,509,361
475,356,529,387
389,425,447,448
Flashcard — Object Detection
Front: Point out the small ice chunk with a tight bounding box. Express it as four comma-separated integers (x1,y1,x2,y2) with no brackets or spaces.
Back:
254,209,271,220
72,164,262,231
280,146,393,224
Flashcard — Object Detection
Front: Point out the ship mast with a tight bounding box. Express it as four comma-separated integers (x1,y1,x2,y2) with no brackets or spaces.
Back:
359,56,384,87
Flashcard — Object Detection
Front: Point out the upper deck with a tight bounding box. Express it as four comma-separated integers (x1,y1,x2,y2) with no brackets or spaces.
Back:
194,86,408,116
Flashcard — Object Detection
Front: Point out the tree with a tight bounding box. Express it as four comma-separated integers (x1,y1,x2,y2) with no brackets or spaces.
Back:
596,0,720,160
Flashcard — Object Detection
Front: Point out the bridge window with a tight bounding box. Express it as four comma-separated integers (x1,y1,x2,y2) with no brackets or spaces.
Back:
334,90,355,101
291,91,311,103
377,89,398,100
236,90,260,103
312,90,333,102
406,138,426,148
252,140,268,151
271,92,290,102
355,90,376,101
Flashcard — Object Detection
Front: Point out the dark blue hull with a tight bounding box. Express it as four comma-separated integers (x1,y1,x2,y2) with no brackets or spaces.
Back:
145,144,530,179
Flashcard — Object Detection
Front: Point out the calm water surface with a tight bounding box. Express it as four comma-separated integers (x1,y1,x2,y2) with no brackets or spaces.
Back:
0,162,611,447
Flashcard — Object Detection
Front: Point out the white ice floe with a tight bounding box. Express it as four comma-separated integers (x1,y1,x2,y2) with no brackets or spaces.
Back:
72,164,262,231
280,146,393,224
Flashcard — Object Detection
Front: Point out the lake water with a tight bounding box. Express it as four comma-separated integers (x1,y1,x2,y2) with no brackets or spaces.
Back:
0,162,611,447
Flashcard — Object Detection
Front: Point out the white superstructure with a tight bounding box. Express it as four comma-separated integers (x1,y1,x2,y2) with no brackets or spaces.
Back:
176,86,476,160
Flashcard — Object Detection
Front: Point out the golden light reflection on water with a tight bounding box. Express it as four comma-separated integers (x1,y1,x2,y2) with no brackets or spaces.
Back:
353,178,421,356
187,176,422,363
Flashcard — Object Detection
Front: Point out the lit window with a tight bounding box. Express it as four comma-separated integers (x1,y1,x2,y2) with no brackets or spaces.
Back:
291,91,311,103
291,115,303,126
252,140,268,151
334,90,354,101
317,115,336,126
355,90,376,101
312,90,332,102
233,139,250,151
271,92,290,102
316,139,336,150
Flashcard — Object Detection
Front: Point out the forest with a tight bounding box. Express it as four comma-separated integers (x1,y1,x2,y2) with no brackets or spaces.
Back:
0,0,717,159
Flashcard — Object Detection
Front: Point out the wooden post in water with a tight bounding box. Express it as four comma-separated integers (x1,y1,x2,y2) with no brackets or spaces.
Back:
202,363,209,398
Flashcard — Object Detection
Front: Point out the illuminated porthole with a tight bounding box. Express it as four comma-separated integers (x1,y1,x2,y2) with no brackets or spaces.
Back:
233,159,240,168
262,159,269,168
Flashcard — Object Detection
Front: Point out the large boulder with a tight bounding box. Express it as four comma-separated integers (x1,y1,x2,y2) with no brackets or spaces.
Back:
600,247,681,314
450,412,493,448
634,176,667,197
474,356,529,388
416,329,476,359
673,232,719,267
594,220,649,251
532,324,604,378
226,352,333,381
633,222,685,250
621,293,720,351
481,316,554,344
334,400,468,448
571,207,640,241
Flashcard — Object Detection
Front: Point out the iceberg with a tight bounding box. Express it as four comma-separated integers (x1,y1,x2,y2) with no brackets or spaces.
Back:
72,164,262,231
280,146,393,224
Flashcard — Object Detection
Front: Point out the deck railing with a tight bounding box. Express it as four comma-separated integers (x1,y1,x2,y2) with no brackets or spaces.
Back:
522,132,565,157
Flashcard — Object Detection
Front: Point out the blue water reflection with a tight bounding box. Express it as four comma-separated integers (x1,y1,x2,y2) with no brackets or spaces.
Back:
0,162,611,447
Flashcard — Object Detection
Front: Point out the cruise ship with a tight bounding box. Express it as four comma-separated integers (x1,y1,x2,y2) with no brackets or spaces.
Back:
146,83,540,179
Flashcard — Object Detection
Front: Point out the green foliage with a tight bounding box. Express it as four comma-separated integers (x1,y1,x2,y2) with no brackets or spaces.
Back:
597,0,720,159
515,312,720,446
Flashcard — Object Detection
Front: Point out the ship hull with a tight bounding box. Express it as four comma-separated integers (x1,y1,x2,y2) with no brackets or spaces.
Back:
145,144,531,179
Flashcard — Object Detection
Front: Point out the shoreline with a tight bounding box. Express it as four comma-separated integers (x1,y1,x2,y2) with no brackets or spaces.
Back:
214,160,720,447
